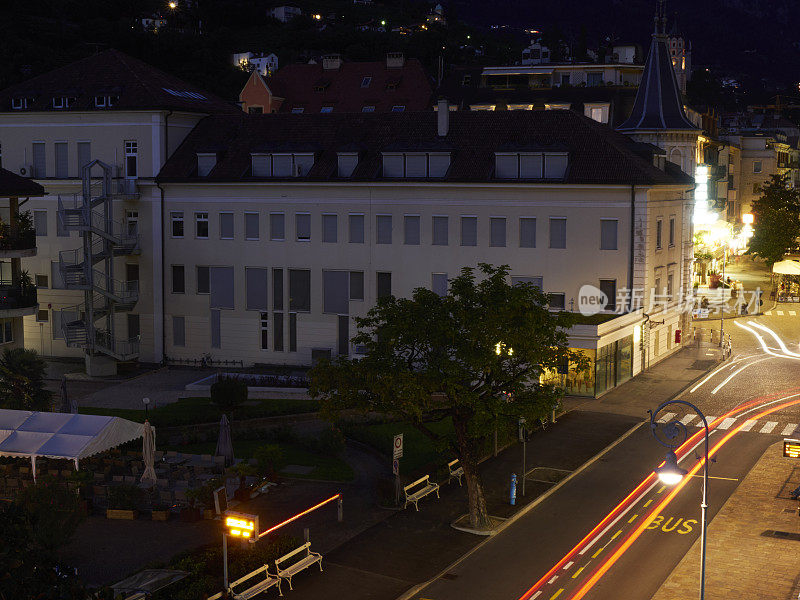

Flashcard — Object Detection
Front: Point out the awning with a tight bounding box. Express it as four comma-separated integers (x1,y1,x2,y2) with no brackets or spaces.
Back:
773,260,800,275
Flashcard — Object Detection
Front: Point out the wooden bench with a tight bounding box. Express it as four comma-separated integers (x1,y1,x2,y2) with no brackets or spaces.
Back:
275,542,323,590
447,459,464,486
403,475,440,510
227,564,282,599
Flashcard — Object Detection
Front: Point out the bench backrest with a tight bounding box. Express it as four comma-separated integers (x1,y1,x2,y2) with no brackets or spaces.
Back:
229,564,269,590
404,475,430,493
276,542,311,568
447,459,460,469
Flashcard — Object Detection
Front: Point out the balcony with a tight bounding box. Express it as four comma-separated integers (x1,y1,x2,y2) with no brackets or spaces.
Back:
0,281,37,317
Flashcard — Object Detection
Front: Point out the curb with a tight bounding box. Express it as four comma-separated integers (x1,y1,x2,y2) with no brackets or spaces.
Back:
395,419,645,600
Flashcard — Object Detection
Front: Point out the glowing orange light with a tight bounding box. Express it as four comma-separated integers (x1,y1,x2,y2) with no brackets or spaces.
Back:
742,213,754,225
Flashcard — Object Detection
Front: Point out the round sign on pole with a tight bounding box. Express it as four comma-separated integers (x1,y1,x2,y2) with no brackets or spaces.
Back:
392,458,399,476
393,433,403,459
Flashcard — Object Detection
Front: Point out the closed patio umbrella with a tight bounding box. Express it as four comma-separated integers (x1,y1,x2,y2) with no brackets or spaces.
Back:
215,414,234,466
140,420,157,486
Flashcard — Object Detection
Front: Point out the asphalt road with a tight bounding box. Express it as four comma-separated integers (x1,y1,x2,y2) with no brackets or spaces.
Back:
411,304,800,600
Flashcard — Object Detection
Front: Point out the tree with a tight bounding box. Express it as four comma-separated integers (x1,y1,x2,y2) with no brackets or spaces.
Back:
210,376,248,416
0,348,51,411
747,173,800,265
309,264,586,529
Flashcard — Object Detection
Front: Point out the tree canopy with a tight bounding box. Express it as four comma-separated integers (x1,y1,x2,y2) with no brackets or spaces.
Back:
310,264,586,528
747,173,800,265
0,348,51,411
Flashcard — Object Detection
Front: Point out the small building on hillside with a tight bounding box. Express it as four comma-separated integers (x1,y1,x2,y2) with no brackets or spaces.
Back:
268,5,302,23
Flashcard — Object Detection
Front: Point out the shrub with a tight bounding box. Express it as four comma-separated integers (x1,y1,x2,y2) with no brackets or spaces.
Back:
302,427,346,456
107,484,142,511
210,376,248,415
254,444,286,478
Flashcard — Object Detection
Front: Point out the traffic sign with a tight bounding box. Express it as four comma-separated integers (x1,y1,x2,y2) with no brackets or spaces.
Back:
784,438,800,458
393,433,403,459
392,458,399,476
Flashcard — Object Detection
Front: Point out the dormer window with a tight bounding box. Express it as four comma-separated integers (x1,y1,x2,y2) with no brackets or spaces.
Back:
337,153,359,177
361,77,372,88
251,152,315,177
382,152,450,178
391,105,405,112
197,153,217,177
362,105,375,113
291,107,304,114
494,152,569,180
94,95,118,108
11,97,31,110
52,96,75,109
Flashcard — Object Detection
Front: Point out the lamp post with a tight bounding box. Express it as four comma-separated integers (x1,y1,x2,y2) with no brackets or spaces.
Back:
142,397,150,418
649,399,709,600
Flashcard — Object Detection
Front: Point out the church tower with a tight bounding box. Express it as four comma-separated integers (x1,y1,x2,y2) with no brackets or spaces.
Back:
667,16,691,94
617,1,698,176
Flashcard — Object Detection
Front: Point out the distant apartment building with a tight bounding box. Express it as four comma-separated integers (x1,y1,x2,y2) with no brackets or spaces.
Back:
267,5,302,23
238,53,433,114
233,52,279,77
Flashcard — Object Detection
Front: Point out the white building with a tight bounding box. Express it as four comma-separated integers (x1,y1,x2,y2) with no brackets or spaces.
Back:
233,52,279,76
268,5,302,23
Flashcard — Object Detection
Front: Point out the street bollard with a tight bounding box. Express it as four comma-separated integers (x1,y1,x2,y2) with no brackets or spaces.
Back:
510,473,517,506
337,497,343,522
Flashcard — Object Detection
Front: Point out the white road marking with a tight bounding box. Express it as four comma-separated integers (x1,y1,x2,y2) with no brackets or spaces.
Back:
790,311,797,316
748,322,800,357
698,416,717,426
782,423,798,436
777,311,785,316
531,592,542,599
735,322,800,362
740,420,757,432
657,412,677,423
548,575,558,584
563,561,574,570
759,421,779,434
710,357,773,394
764,311,773,315
717,417,736,430
680,414,697,425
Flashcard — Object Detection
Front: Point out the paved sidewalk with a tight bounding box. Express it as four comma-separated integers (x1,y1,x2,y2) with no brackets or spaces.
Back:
652,441,800,600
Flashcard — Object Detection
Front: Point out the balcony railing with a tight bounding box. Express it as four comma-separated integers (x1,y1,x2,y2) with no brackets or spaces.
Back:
0,281,37,310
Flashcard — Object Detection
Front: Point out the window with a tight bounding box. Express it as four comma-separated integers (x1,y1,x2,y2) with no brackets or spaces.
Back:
125,141,138,178
34,210,47,236
252,154,270,177
260,313,269,350
77,142,91,171
338,315,349,356
560,73,570,86
251,153,315,177
391,105,405,112
36,309,48,322
404,215,421,245
55,142,68,178
196,266,210,294
349,271,364,300
32,143,46,178
361,76,372,88
173,316,185,347
289,313,297,352
50,261,65,289
669,216,675,247
246,268,269,311
600,219,618,250
273,313,284,350
210,266,235,309
273,268,283,310
245,213,259,240
338,153,358,177
362,105,375,112
376,215,392,244
587,72,603,86
461,216,477,246
195,212,209,238
322,214,337,243
197,153,217,176
289,269,311,311
549,217,566,249
128,314,140,340
667,273,674,300
432,216,448,246
520,217,536,248
211,310,221,349
548,293,566,310
381,152,451,178
432,273,448,296
219,213,234,239
495,152,568,179
291,107,304,114
171,212,184,237
320,106,334,113
753,161,762,174
656,218,663,250
323,271,349,314
296,213,311,241
35,274,48,288
376,272,392,299
11,97,28,110
171,265,185,293
599,279,616,311
349,214,364,243
490,217,506,247
270,213,285,240
512,276,543,289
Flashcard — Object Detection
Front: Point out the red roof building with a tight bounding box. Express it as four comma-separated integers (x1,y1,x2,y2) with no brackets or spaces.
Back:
238,53,433,114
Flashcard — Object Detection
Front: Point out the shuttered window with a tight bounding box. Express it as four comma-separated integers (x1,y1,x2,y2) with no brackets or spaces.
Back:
460,216,477,246
349,214,364,243
323,270,349,314
376,215,392,244
495,154,517,179
382,153,404,177
55,142,68,178
432,273,448,296
520,218,536,248
338,153,358,177
34,210,47,236
246,268,269,311
270,213,285,240
544,153,569,179
490,217,506,247
252,154,270,177
289,269,311,311
272,154,293,177
322,214,337,243
600,219,618,250
32,143,46,178
519,154,543,178
404,215,420,245
296,213,311,241
245,213,259,240
209,266,234,309
432,216,448,246
173,316,185,347
197,153,216,176
77,142,91,172
219,213,234,239
549,218,566,249
51,261,64,289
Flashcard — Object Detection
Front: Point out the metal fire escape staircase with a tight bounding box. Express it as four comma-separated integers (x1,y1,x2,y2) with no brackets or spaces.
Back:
57,161,140,361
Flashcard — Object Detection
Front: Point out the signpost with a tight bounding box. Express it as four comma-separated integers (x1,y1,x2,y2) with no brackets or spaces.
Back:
393,434,403,459
393,434,403,505
784,439,800,458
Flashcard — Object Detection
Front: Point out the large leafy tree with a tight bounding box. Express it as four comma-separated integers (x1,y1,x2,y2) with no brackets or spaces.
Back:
310,264,585,528
747,173,800,266
0,348,51,411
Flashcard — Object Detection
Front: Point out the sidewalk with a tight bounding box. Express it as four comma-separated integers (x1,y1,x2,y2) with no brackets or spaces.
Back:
652,441,800,600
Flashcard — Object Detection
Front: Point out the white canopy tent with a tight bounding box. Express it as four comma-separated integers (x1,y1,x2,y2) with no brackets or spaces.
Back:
772,260,800,275
0,409,147,481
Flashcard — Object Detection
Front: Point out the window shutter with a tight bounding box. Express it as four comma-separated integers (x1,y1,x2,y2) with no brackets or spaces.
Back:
405,153,427,177
490,217,506,247
197,154,217,176
323,270,349,314
495,154,518,179
349,271,364,300
220,213,234,239
460,216,477,246
294,153,314,176
209,266,234,309
549,218,566,249
270,213,285,240
382,153,404,177
55,142,68,178
252,155,270,177
77,142,91,172
296,213,311,240
519,218,536,248
600,220,618,250
404,215,420,245
432,216,448,246
246,268,269,311
428,153,451,178
338,153,358,177
376,215,392,244
245,213,259,240
322,214,337,243
432,273,448,296
289,269,311,311
32,143,46,178
519,154,543,178
544,153,569,179
272,154,293,177
34,211,47,236
349,214,364,243
173,316,185,347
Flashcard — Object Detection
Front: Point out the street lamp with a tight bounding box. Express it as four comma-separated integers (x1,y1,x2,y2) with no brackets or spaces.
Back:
142,397,150,418
649,399,710,600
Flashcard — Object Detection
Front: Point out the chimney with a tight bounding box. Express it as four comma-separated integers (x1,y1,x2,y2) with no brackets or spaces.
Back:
322,54,342,70
437,98,449,137
386,52,405,69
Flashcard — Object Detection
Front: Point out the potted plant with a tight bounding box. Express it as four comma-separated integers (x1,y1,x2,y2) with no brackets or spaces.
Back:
106,484,141,520
181,488,204,522
151,503,171,521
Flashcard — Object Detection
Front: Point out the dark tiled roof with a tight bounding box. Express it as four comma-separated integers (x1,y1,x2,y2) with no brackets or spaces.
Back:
0,169,45,197
617,33,696,131
157,110,693,186
0,49,239,114
266,59,433,113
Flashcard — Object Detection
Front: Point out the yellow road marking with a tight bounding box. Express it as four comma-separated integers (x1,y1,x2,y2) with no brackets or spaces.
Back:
657,485,665,494
627,514,639,523
644,499,653,507
610,530,622,541
550,589,564,599
592,547,604,558
572,566,585,579
690,474,739,481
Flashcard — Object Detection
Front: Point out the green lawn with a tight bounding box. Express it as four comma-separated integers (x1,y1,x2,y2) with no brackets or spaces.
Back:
159,438,354,482
79,396,319,427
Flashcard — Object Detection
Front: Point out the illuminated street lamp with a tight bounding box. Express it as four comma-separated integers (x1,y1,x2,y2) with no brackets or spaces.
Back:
222,511,259,588
649,399,710,600
168,1,177,8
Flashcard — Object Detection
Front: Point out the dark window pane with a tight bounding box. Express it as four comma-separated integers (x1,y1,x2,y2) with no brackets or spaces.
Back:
600,279,616,311
323,270,349,314
289,269,311,311
520,218,536,247
376,272,392,298
171,265,185,293
349,271,364,300
289,313,296,352
273,313,284,351
490,217,506,247
404,215,420,245
196,266,209,294
246,268,269,311
460,217,477,246
210,266,234,308
349,214,364,243
338,315,349,355
173,316,185,347
211,310,221,348
273,268,283,310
